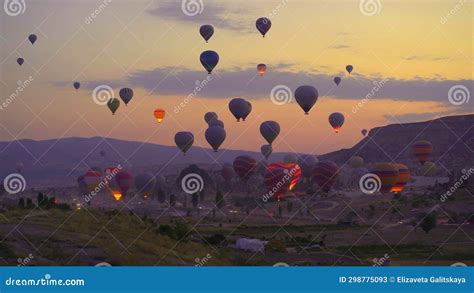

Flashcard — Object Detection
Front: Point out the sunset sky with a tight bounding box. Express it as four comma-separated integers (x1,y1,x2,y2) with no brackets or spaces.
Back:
0,0,472,155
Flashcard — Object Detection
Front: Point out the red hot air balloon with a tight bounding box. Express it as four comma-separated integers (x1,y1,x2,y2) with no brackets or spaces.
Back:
233,155,257,181
412,140,433,164
115,171,134,198
328,112,345,133
83,170,102,192
369,163,399,193
264,162,301,201
391,164,410,193
312,161,339,193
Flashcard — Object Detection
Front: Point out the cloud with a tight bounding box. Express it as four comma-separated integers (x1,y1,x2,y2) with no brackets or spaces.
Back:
148,1,252,32
404,55,450,62
327,44,351,49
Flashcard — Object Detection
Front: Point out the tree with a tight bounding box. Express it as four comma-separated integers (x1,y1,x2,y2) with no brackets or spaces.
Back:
215,190,225,209
18,198,25,209
192,193,199,208
169,194,176,207
37,192,44,206
420,213,437,234
26,198,33,209
199,190,205,202
157,188,166,203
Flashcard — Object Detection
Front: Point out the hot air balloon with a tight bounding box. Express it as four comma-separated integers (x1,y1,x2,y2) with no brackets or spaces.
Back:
296,155,317,179
107,176,122,201
346,65,353,74
205,126,226,152
242,101,252,121
119,88,133,106
15,162,24,173
260,121,280,145
135,173,156,198
369,163,399,193
261,144,273,159
313,161,339,193
349,156,364,168
334,77,341,86
107,98,120,115
256,160,268,177
199,25,214,43
412,140,433,165
256,17,271,37
28,34,37,45
115,171,134,198
200,50,219,74
391,164,410,193
221,164,234,182
421,162,437,177
209,119,224,128
84,170,102,192
233,155,257,181
257,64,267,76
361,129,368,136
283,154,297,164
329,112,345,133
264,163,301,200
73,82,81,90
295,85,318,114
154,108,165,123
229,98,249,122
17,58,24,66
175,131,194,155
204,112,218,124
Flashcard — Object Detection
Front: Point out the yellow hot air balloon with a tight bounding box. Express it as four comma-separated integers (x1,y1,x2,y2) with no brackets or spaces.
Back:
349,156,364,168
154,109,165,123
391,163,410,193
257,64,266,76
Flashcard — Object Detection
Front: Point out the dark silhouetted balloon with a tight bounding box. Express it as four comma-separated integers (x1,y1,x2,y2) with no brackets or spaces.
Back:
242,101,252,121
135,173,156,198
361,129,368,136
205,126,226,152
221,163,234,182
233,155,257,181
334,76,341,86
346,65,353,74
28,34,37,45
209,119,224,128
256,17,271,37
260,121,280,145
107,98,120,115
119,88,133,106
297,155,317,179
261,144,272,159
257,64,267,76
175,131,194,155
200,50,219,74
412,140,433,164
328,112,345,133
17,58,24,66
295,85,318,114
199,25,214,42
204,112,218,124
313,161,339,193
229,98,249,122
73,82,81,90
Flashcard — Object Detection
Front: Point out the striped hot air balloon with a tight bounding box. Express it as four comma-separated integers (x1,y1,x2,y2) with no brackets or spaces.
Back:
83,170,102,192
264,162,301,200
233,155,257,181
391,164,410,193
412,140,433,164
312,161,339,193
369,163,399,193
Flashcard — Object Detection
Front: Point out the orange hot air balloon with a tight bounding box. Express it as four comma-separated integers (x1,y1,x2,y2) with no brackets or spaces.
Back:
369,163,399,193
257,64,267,76
412,140,433,164
154,109,166,123
391,164,410,193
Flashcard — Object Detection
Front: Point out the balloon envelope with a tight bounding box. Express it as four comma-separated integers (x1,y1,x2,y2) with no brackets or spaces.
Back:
369,163,399,193
17,58,24,66
264,163,301,200
256,17,271,37
391,164,410,193
349,156,364,168
199,25,214,42
73,82,80,90
135,173,156,197
200,50,219,74
412,140,433,164
204,112,218,124
313,161,339,192
257,64,267,76
260,121,280,145
334,77,341,86
346,65,353,74
84,170,102,192
296,155,317,179
221,164,234,182
28,34,37,44
295,85,318,114
361,129,368,136
107,98,120,115
261,144,273,159
233,155,257,181
228,98,248,122
154,108,166,123
175,131,194,154
209,119,224,128
329,112,345,133
119,88,133,106
205,126,226,152
115,171,134,196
